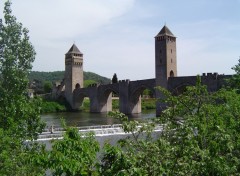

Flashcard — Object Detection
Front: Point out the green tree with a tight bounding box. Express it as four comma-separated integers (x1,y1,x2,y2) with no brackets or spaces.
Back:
0,0,44,138
0,128,46,175
142,88,153,98
44,124,100,175
228,58,240,92
43,80,53,93
156,78,240,175
102,111,165,175
102,77,240,175
84,79,97,87
0,1,45,174
112,73,118,83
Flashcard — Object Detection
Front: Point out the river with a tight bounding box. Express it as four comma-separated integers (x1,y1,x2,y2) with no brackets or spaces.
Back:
41,110,156,127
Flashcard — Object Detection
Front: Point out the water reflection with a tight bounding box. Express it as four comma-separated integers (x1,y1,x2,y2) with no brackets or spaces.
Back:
41,110,156,127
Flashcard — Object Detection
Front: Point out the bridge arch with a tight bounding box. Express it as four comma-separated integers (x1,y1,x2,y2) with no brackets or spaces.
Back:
72,88,89,110
98,85,119,112
130,85,155,102
129,84,155,114
172,83,194,95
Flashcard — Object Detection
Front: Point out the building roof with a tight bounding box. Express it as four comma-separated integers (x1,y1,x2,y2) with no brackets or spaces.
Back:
66,44,83,54
155,25,176,38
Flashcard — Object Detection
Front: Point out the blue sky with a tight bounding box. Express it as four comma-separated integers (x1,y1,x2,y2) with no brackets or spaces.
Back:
0,0,239,80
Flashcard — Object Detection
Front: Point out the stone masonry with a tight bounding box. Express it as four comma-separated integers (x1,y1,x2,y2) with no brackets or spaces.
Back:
64,44,84,107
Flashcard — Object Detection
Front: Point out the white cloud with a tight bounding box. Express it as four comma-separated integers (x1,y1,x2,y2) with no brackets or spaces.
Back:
1,0,139,77
10,0,135,41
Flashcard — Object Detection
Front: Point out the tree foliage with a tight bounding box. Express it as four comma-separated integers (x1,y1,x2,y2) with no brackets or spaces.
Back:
29,71,111,94
0,128,46,175
103,77,240,175
156,78,240,175
112,73,118,83
228,58,240,92
43,125,100,175
43,81,53,93
84,79,97,87
29,71,111,84
0,1,45,174
0,0,44,139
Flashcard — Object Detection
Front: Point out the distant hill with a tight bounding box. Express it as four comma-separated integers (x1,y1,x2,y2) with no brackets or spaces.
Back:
29,71,111,84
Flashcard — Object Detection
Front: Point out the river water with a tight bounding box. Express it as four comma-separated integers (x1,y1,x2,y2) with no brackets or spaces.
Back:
41,110,156,127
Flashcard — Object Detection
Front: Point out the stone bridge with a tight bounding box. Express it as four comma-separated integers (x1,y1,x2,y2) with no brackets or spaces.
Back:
69,73,230,115
72,79,156,114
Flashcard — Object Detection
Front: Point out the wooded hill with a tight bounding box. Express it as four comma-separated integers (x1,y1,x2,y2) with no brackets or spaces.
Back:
29,71,111,84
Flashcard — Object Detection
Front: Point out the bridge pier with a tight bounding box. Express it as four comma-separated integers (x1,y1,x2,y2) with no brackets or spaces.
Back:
155,91,167,116
129,95,142,114
88,86,101,113
119,80,130,114
119,80,142,114
97,92,112,113
88,85,113,113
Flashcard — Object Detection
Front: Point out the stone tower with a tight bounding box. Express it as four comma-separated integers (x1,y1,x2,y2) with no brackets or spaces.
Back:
155,25,177,116
155,25,177,88
64,44,84,106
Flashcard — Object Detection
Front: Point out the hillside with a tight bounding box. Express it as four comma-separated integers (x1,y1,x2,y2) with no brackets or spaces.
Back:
29,71,111,84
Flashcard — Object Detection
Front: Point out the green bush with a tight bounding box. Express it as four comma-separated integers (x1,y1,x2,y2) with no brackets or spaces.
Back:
112,99,119,110
80,98,90,111
142,98,156,110
41,101,66,113
84,80,97,87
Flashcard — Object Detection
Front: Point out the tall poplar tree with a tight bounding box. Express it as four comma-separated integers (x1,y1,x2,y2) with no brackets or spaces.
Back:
0,0,44,139
112,73,118,83
0,1,45,174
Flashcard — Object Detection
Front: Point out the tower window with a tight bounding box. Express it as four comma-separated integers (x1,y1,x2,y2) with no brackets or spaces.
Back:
160,59,162,64
171,49,172,53
160,49,162,54
171,59,173,63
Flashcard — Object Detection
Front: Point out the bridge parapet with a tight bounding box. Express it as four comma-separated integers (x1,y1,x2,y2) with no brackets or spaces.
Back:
202,72,219,79
88,83,101,87
119,79,130,83
168,73,231,94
